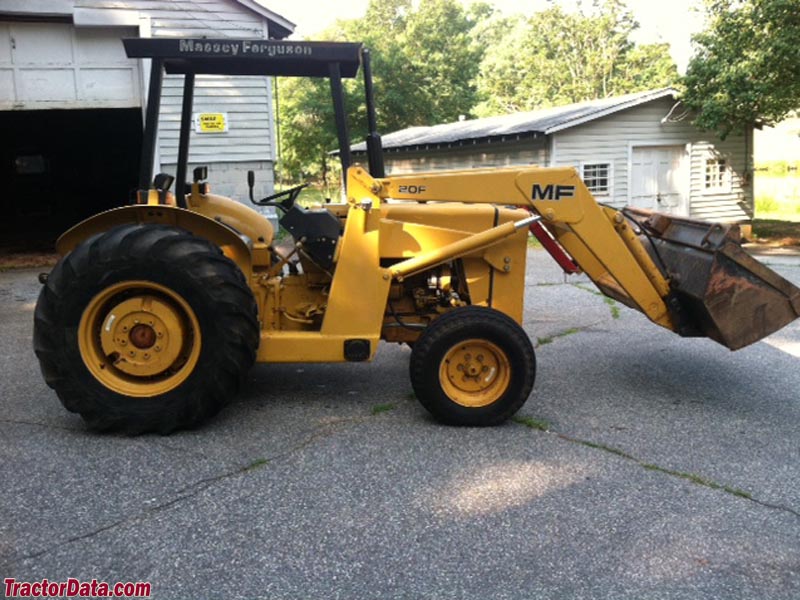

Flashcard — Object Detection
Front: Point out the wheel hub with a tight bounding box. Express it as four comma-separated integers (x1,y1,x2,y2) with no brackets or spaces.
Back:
97,295,187,378
78,281,201,397
439,339,511,407
129,323,156,349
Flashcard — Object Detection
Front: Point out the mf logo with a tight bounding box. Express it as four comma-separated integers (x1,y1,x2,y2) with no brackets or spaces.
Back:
531,184,576,201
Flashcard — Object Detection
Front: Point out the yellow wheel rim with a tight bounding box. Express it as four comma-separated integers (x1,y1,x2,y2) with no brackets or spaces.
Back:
439,338,511,408
78,280,202,397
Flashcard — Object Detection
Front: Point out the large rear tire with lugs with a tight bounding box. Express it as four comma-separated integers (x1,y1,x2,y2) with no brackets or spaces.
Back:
33,224,259,434
410,306,535,426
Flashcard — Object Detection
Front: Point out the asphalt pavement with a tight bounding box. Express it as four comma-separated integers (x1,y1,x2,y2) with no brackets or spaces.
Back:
1,247,799,599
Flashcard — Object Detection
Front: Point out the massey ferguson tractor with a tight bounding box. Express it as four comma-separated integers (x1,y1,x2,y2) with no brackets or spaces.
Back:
33,38,800,433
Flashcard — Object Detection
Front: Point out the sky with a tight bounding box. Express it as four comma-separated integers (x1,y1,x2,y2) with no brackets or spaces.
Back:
265,0,707,73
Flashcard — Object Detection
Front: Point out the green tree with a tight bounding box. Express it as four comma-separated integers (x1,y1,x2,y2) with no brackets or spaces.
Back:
474,1,678,116
681,0,800,137
276,0,482,182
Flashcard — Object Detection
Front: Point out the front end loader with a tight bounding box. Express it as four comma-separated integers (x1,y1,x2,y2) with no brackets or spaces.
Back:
33,38,800,433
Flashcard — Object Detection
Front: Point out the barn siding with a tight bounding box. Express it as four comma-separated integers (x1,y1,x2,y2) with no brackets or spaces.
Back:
378,96,751,221
551,97,752,221
74,0,276,198
74,1,266,38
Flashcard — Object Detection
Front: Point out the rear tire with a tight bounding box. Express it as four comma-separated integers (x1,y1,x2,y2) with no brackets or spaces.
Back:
33,224,259,434
410,306,535,426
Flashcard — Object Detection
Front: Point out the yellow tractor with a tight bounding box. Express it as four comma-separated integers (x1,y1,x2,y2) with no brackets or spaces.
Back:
34,38,800,433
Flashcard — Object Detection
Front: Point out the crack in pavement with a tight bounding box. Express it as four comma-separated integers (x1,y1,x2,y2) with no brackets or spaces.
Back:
15,415,372,563
533,322,603,348
512,418,800,520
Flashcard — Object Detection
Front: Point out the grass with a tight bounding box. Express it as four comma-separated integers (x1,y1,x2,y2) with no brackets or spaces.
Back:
604,297,621,319
573,284,622,319
750,219,800,247
371,403,396,415
536,327,580,347
244,458,269,471
574,439,635,460
754,172,800,224
527,235,543,249
640,463,752,499
512,415,550,431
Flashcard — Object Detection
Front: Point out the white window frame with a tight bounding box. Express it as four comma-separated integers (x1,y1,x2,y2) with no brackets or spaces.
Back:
704,157,731,193
580,161,613,197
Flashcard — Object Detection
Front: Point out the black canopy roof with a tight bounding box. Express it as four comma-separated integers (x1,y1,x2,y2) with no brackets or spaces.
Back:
123,38,363,78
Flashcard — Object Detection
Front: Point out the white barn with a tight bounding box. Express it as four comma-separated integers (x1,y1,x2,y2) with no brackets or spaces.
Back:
0,0,294,238
354,89,754,223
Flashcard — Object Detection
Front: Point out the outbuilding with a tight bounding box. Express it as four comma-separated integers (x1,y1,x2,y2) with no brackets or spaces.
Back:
1,0,293,247
354,88,753,223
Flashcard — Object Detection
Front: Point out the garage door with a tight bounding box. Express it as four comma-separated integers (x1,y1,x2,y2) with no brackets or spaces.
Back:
0,22,140,110
630,145,688,215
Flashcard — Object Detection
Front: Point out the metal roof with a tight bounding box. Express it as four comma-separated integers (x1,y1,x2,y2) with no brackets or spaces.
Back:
351,88,679,153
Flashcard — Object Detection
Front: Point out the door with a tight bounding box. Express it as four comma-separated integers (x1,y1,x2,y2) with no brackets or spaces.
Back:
0,22,140,110
630,145,688,214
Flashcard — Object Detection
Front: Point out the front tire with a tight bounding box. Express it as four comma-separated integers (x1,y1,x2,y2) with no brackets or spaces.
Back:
34,224,259,433
410,306,536,426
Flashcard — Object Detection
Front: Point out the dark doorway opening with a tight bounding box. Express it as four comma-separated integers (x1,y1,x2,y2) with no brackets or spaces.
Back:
1,107,142,256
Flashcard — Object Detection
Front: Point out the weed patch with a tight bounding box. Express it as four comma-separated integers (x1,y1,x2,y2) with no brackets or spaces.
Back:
511,420,757,505
604,297,621,319
244,458,269,471
512,415,550,431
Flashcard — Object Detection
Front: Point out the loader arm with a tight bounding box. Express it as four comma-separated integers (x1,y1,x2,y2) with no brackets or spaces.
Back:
374,166,677,332
369,165,800,350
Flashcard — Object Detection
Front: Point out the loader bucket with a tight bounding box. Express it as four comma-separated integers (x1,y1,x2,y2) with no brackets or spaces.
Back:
625,209,800,350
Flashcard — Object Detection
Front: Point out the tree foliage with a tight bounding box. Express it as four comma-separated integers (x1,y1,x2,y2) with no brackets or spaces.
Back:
474,1,677,115
277,0,482,183
681,0,800,137
277,0,679,181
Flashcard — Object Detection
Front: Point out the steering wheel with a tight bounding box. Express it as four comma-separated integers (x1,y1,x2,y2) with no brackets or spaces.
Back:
252,183,309,212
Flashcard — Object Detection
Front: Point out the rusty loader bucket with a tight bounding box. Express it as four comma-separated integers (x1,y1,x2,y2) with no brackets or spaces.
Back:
625,209,800,350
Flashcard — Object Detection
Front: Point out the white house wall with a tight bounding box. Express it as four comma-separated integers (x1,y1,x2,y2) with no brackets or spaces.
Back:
75,0,276,196
74,0,266,38
551,97,752,221
158,75,272,164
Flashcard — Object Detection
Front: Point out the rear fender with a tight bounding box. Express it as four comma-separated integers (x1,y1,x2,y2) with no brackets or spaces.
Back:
56,205,253,277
